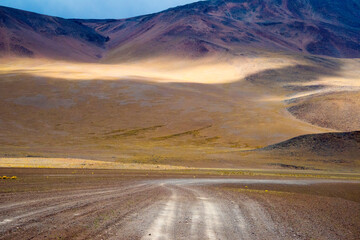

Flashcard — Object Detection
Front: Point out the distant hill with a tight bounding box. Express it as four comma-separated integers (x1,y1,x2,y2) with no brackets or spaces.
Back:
1,0,360,61
0,6,108,61
261,131,360,160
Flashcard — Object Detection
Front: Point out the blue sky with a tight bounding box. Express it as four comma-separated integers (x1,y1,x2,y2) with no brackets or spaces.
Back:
0,0,199,19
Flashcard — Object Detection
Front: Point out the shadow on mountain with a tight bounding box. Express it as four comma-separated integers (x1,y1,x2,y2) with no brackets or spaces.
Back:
256,131,360,166
239,58,341,89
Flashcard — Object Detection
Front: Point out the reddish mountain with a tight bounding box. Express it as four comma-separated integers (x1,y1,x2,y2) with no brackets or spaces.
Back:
1,0,360,61
82,0,360,61
0,6,108,61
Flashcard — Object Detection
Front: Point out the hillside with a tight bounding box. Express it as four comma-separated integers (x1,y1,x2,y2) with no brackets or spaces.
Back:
263,131,360,157
0,6,108,61
81,0,360,61
0,1,359,172
244,131,359,171
1,0,360,61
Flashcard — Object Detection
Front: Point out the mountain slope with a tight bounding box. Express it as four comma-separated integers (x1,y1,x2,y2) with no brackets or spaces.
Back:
257,131,360,169
263,131,360,155
1,0,359,62
0,6,108,61
81,0,360,61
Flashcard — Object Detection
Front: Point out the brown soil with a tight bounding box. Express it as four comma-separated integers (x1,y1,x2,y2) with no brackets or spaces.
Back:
288,91,360,131
0,168,359,240
261,131,360,159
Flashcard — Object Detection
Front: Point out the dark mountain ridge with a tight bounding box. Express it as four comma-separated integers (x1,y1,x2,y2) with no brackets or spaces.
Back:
0,6,108,61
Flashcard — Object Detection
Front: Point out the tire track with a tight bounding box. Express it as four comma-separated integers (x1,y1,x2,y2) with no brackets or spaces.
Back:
1,178,357,239
0,183,154,231
138,182,264,240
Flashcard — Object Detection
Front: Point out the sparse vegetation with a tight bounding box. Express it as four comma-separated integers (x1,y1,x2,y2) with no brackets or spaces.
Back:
152,125,212,141
221,187,292,195
1,176,17,180
104,125,164,139
1,56,359,173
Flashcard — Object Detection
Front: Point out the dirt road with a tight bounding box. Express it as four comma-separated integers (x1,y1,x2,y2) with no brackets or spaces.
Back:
0,171,359,240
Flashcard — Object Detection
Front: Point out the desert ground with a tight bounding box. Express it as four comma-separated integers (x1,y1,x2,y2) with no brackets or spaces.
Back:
0,54,359,171
1,54,359,239
1,1,360,239
0,168,359,240
1,51,360,240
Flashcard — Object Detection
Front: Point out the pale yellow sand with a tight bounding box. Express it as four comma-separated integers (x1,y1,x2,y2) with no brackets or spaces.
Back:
0,158,191,170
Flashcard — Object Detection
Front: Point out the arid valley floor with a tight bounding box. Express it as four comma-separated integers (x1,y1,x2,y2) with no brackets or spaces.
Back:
1,0,360,239
1,168,360,240
1,41,360,240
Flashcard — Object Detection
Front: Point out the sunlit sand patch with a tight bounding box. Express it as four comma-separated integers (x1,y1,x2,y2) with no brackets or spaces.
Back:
0,158,191,170
0,56,295,84
0,55,359,171
286,86,360,101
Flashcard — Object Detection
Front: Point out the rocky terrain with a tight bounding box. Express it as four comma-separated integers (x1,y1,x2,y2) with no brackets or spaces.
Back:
0,169,359,240
1,0,360,61
261,131,360,160
0,2,360,239
84,0,360,61
0,0,359,170
0,6,108,61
